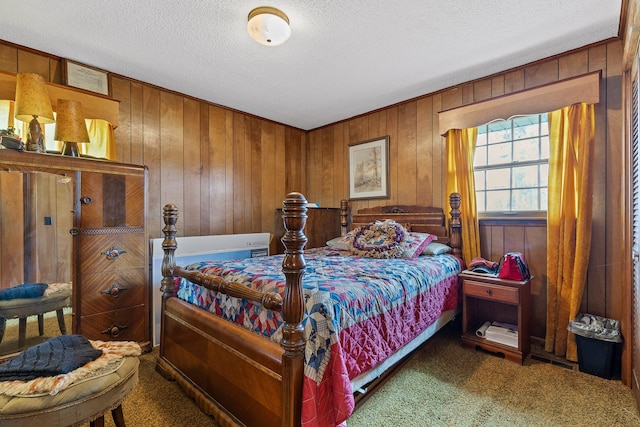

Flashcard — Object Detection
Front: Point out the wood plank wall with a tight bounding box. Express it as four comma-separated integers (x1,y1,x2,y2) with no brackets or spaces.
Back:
0,41,307,255
306,41,625,341
0,39,625,343
0,171,24,288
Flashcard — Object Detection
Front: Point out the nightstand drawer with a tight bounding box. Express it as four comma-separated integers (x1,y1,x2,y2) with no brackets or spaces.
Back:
464,280,519,304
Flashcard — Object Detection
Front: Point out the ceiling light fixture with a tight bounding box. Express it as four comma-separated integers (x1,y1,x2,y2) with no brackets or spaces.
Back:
247,6,290,46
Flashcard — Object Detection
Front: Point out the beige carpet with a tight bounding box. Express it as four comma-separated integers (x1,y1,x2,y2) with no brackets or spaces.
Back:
86,319,638,427
348,321,639,426
98,346,218,426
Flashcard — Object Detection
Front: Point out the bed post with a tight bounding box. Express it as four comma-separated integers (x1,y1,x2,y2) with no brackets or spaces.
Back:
280,192,307,427
340,199,349,236
159,204,178,359
449,193,462,257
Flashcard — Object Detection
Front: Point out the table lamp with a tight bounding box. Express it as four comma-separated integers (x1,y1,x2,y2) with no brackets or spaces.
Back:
14,72,55,153
54,99,90,157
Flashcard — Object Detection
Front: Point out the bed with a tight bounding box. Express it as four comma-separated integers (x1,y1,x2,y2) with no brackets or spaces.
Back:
156,192,463,427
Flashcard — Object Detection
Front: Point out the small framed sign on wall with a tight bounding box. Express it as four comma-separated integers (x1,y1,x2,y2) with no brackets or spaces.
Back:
348,136,390,200
63,60,111,96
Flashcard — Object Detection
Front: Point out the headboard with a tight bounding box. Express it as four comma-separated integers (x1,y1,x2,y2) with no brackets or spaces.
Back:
349,205,450,244
337,194,462,256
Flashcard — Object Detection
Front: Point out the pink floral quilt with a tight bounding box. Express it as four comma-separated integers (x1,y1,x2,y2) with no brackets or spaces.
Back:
176,247,462,426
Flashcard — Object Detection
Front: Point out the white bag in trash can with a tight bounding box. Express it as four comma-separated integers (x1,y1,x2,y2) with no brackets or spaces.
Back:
567,313,623,343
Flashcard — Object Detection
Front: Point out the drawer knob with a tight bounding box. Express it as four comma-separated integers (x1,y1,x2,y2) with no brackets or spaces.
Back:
100,283,128,297
486,289,493,296
101,323,128,337
100,245,127,260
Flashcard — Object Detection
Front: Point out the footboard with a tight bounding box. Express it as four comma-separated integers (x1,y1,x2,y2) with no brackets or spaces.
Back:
157,192,308,427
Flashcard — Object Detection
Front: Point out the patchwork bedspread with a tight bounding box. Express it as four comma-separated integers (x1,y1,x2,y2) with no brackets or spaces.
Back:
176,248,462,427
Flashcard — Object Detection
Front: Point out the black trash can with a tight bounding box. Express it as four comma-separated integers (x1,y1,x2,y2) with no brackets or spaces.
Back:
568,313,623,380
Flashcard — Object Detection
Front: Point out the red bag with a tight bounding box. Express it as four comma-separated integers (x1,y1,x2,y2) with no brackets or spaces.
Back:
497,252,531,281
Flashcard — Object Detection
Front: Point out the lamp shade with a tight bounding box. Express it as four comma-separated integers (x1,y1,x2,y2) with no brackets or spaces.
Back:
54,99,90,143
14,72,55,124
247,6,291,46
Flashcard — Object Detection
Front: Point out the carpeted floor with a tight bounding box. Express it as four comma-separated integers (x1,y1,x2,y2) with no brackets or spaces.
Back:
98,345,218,426
3,314,636,426
348,320,639,426
90,319,638,427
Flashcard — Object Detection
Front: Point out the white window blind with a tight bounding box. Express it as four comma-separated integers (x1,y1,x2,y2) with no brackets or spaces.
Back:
632,72,640,334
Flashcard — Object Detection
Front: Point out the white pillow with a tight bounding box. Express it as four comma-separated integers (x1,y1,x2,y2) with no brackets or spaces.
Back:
402,232,436,259
326,234,352,251
422,242,452,256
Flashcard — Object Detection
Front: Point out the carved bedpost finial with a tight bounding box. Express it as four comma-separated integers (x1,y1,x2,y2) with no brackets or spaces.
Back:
280,193,307,353
449,193,462,257
340,199,349,236
280,192,307,426
161,204,179,298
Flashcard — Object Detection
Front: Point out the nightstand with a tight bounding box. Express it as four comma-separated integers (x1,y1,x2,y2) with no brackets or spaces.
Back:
460,271,532,364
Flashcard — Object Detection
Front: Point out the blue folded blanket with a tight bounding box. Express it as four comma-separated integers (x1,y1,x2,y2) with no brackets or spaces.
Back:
0,335,103,381
0,283,48,301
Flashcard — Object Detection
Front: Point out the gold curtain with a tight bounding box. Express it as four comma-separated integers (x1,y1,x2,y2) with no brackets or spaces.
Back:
445,127,481,264
545,103,595,361
0,99,29,139
83,119,116,160
0,100,15,130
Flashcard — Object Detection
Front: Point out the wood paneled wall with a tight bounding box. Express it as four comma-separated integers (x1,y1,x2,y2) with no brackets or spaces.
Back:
306,41,625,342
0,171,24,287
0,41,307,255
109,80,306,252
0,39,626,343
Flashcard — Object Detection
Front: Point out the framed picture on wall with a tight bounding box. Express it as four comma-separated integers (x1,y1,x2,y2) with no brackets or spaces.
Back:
348,136,390,200
62,60,111,96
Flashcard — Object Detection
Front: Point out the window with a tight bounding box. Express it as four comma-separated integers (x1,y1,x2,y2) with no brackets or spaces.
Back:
474,114,549,214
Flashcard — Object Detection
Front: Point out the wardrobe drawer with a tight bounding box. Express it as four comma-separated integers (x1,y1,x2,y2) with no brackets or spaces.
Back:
78,268,146,315
77,305,148,342
79,233,145,273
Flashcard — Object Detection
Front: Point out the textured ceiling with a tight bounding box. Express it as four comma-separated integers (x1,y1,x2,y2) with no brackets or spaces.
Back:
0,1,623,130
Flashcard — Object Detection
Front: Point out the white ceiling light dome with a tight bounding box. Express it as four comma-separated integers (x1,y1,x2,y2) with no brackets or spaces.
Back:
247,6,291,46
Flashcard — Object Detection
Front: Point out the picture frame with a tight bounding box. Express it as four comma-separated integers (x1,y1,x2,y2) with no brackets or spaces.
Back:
348,136,390,200
62,59,111,96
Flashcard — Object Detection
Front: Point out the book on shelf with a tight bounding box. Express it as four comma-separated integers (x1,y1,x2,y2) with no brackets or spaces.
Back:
476,321,518,348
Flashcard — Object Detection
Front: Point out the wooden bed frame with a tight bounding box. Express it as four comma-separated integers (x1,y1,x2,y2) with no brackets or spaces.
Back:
156,192,462,427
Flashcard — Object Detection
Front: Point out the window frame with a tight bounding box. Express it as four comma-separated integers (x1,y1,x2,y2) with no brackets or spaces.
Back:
474,113,549,218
